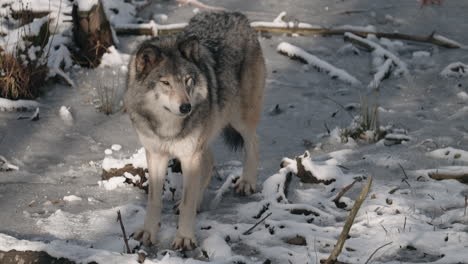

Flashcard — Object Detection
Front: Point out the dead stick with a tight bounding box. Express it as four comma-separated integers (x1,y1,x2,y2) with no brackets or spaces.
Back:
117,210,131,254
364,242,393,264
333,180,358,203
243,212,272,235
323,176,373,264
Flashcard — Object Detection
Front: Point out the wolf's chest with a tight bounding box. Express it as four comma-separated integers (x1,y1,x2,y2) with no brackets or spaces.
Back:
137,130,201,158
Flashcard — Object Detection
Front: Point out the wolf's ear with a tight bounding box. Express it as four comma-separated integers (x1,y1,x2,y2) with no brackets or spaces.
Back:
179,36,200,62
135,45,161,80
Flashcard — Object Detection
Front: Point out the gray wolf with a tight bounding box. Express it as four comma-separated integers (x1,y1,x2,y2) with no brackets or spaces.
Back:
124,11,265,250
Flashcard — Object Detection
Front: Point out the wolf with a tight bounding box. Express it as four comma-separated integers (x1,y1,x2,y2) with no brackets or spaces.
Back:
124,11,265,250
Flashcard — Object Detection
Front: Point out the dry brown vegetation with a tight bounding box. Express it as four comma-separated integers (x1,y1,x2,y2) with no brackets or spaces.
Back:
0,52,47,100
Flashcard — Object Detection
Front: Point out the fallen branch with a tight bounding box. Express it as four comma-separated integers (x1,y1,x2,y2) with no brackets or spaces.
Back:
114,21,187,36
323,176,373,264
243,212,272,235
175,0,226,11
364,242,393,264
428,172,468,184
344,32,409,75
333,180,358,208
113,20,463,49
277,42,361,86
0,155,19,171
368,58,393,90
116,210,131,254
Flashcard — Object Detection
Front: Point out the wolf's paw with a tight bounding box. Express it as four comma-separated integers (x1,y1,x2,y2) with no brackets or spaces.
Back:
132,226,159,247
172,234,197,250
234,178,256,196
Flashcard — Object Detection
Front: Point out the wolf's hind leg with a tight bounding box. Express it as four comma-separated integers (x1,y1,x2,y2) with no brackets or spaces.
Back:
233,40,265,195
133,150,169,246
233,128,258,195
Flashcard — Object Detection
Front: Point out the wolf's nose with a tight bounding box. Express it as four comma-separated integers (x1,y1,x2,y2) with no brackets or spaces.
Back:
179,103,191,114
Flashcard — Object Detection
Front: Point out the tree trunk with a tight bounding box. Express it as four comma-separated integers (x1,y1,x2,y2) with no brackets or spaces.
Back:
72,0,114,67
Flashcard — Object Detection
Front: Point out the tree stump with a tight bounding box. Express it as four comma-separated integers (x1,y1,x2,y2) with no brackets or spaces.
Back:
72,0,114,67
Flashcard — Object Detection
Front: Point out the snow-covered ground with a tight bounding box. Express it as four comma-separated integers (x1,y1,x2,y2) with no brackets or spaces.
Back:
1,0,468,263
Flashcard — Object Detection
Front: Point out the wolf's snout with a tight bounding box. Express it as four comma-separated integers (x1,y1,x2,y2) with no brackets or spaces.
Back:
179,103,192,114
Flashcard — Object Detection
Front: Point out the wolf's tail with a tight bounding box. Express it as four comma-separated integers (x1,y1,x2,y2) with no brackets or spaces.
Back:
222,125,244,151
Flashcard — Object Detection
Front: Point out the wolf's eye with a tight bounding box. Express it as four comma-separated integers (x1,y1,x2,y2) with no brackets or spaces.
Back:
185,76,193,87
160,80,170,86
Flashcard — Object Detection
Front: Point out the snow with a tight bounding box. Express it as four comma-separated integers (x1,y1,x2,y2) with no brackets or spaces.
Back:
76,0,98,12
201,233,232,260
100,46,131,68
59,106,74,125
98,176,127,191
112,144,122,151
427,147,468,163
102,147,147,171
277,42,361,85
440,62,468,78
63,195,83,202
3,0,468,263
0,98,40,111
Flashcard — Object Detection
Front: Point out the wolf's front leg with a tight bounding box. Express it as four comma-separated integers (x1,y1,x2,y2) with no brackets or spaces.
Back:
172,152,207,250
134,150,169,246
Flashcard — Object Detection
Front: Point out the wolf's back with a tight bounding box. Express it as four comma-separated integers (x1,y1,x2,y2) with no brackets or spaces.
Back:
183,12,256,56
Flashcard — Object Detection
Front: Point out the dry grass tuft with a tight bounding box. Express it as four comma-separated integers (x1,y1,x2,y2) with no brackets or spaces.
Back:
0,52,48,100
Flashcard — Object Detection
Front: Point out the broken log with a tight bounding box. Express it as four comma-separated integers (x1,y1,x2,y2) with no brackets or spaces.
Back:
71,0,114,67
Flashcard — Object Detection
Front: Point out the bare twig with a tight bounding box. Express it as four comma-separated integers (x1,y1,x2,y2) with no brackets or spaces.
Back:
323,177,373,264
243,212,272,235
364,242,393,264
116,210,131,254
398,163,409,180
324,96,355,120
380,224,388,235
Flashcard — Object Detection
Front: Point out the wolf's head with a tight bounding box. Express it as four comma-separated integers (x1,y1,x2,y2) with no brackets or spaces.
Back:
126,36,211,118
